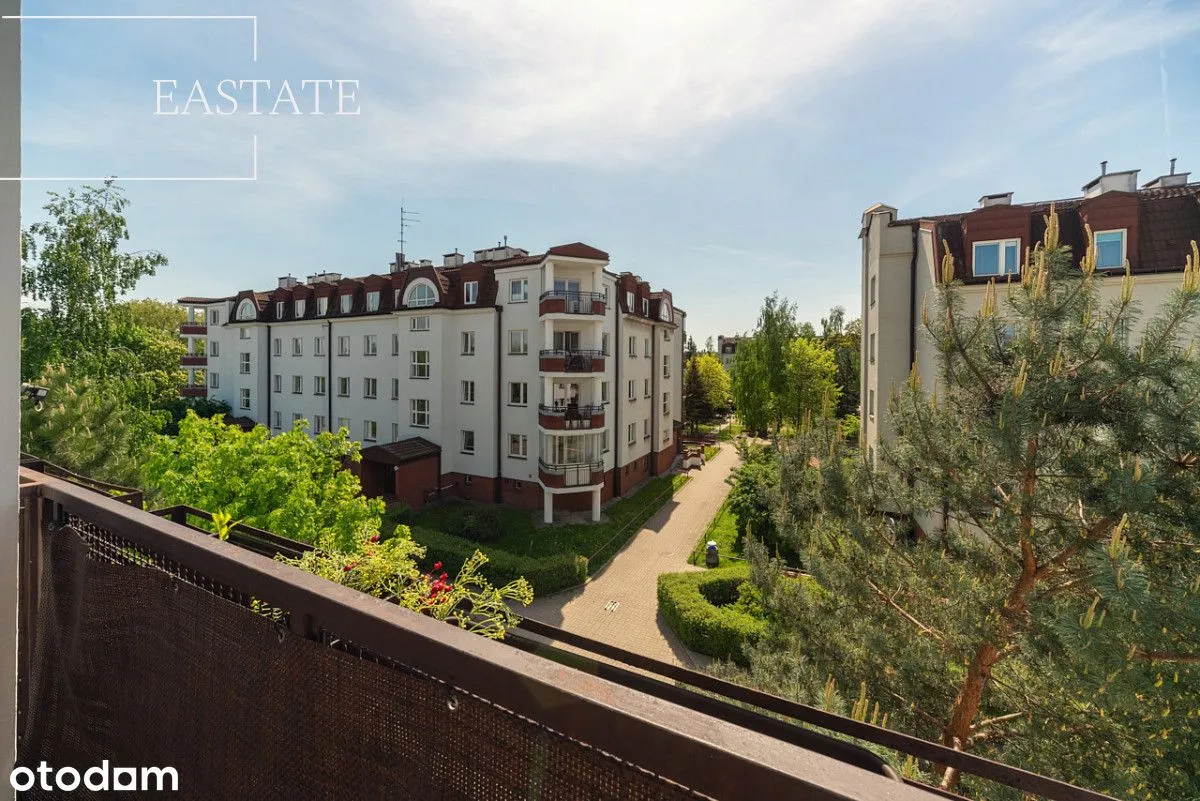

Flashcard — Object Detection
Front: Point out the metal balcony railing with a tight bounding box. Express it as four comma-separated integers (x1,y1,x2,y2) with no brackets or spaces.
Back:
538,403,605,430
539,290,606,315
537,459,604,487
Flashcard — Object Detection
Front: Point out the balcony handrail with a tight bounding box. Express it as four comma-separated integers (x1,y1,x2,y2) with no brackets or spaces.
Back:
538,289,606,302
537,458,604,474
20,470,940,800
538,348,607,358
537,403,605,417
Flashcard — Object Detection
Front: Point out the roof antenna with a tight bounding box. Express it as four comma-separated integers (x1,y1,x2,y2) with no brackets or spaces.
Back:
503,234,508,247
397,204,421,265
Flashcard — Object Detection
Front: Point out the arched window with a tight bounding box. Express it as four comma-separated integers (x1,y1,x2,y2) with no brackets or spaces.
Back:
404,280,438,308
236,298,258,320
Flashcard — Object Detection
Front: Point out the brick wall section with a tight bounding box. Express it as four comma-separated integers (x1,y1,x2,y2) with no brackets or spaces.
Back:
500,478,544,510
439,473,496,504
394,456,439,510
619,455,651,492
654,445,676,475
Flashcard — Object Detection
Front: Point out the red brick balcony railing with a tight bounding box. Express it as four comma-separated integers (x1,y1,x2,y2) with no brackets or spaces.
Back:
538,349,606,373
538,403,605,430
180,323,207,335
180,386,207,398
539,290,607,317
181,355,207,367
538,459,605,488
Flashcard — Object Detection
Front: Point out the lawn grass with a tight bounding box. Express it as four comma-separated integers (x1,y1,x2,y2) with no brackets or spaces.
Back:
703,444,720,462
689,500,743,567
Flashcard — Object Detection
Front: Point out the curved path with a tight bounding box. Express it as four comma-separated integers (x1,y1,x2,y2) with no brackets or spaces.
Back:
522,443,740,668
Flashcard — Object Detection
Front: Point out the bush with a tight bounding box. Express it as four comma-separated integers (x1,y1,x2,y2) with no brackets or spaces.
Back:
657,566,767,665
412,527,587,595
445,505,505,543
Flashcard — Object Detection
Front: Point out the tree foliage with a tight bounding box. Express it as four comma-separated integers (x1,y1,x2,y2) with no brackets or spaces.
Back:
684,352,732,432
780,337,841,428
820,306,862,418
142,413,386,550
738,215,1200,798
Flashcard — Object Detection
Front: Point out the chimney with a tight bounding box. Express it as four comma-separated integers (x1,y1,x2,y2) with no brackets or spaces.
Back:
277,275,299,289
1142,157,1191,190
419,259,433,268
443,249,464,268
1083,162,1139,197
978,192,1014,208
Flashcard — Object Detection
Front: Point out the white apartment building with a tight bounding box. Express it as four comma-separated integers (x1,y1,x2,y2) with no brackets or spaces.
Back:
860,161,1198,534
179,242,685,523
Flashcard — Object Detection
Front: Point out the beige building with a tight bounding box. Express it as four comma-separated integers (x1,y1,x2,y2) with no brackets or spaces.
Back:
860,161,1199,488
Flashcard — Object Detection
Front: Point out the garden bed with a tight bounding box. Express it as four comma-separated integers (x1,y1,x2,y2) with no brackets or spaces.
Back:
689,499,742,567
657,564,766,665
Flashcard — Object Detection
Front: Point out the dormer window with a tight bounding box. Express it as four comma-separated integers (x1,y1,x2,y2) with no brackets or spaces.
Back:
236,298,257,321
464,281,478,305
625,291,633,310
406,281,437,308
1095,230,1126,270
366,291,380,312
275,301,284,318
972,239,1021,277
340,294,353,314
642,298,649,315
317,297,328,316
294,299,306,317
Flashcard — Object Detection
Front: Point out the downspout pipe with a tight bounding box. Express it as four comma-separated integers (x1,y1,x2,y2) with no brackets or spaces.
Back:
265,323,272,428
613,303,622,497
909,222,919,372
495,305,503,504
326,320,333,428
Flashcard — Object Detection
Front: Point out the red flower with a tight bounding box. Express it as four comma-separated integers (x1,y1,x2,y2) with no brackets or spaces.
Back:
369,533,380,543
440,572,448,581
433,561,443,571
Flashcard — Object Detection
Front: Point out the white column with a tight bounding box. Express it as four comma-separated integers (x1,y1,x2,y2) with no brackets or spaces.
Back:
591,487,601,522
186,335,194,355
543,491,554,524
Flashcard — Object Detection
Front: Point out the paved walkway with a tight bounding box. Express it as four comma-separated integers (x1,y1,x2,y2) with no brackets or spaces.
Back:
522,443,741,669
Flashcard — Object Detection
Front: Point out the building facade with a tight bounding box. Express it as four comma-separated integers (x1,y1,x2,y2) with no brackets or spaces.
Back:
716,335,740,371
860,162,1199,524
178,242,685,523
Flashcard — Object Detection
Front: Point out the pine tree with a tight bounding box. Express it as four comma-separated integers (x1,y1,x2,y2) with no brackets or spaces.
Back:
748,210,1200,797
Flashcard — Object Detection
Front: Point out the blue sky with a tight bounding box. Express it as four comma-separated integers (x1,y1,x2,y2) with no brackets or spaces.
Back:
17,0,1200,346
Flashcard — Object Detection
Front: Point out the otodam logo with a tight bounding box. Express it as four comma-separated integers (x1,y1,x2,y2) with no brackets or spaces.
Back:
10,761,179,793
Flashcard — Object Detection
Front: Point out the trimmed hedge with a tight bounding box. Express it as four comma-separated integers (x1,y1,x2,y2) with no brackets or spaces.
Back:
411,527,588,595
657,565,766,665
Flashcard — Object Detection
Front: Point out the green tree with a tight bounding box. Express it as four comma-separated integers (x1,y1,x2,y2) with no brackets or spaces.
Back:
142,412,386,550
745,216,1200,797
820,306,862,419
732,294,800,434
684,352,733,432
21,181,168,380
704,335,715,353
780,337,840,429
731,336,771,434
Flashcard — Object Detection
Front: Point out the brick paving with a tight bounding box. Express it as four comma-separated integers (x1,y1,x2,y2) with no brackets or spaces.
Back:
521,443,740,669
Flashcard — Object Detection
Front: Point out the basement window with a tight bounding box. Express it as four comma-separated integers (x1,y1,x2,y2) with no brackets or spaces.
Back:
972,239,1020,277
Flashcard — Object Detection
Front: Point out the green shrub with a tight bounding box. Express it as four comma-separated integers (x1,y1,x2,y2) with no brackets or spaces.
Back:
412,527,587,595
657,566,766,665
445,505,505,543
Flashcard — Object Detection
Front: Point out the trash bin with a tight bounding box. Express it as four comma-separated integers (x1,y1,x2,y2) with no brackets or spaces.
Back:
705,540,719,567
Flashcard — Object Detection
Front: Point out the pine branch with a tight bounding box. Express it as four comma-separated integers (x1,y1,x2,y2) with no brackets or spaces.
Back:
1136,650,1200,665
864,577,944,640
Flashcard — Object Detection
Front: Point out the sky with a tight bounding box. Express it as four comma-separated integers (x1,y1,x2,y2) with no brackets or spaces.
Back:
16,0,1200,347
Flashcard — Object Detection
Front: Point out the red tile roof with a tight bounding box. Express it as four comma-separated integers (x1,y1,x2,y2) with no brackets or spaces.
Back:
547,243,609,261
360,437,441,465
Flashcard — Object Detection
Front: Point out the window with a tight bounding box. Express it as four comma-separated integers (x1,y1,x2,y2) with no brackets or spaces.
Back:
509,382,528,406
393,288,402,307
338,377,350,397
363,378,378,399
869,389,875,419
209,372,219,389
510,278,528,303
627,422,636,446
643,378,650,397
240,353,251,374
461,430,476,454
314,337,325,356
406,282,437,307
411,399,430,428
625,291,633,310
601,381,609,403
338,336,350,356
209,341,219,357
869,275,876,307
292,375,303,394
314,376,326,396
391,378,400,400
273,374,282,393
601,431,609,453
273,411,282,429
643,419,650,439
1095,229,1126,270
411,350,430,379
363,334,377,356
461,380,475,404
462,331,475,355
317,297,328,316
644,338,650,357
208,309,220,325
869,333,876,364
391,423,399,441
314,415,326,434
391,333,400,356
340,294,353,314
296,299,306,317
972,238,1021,277
273,338,282,357
410,315,430,332
509,434,528,458
292,337,302,356
464,281,478,304
662,354,670,379
293,412,303,427
602,333,609,355
239,327,250,339
627,380,635,400
275,301,284,318
509,330,528,355
363,420,377,442
337,417,350,433
366,291,380,312
239,388,251,410
662,392,670,415
642,299,649,315
628,336,636,357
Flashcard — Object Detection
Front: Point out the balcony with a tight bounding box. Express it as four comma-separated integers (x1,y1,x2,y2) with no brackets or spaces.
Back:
539,403,605,430
180,322,207,336
538,459,605,488
180,385,207,398
10,461,1110,801
539,290,607,317
539,349,606,373
181,354,207,367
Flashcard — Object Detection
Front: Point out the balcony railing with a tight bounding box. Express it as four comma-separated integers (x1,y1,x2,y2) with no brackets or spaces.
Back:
539,290,607,317
539,348,606,373
538,403,606,430
538,459,605,488
181,354,207,367
180,385,207,398
12,464,1116,801
179,322,207,336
